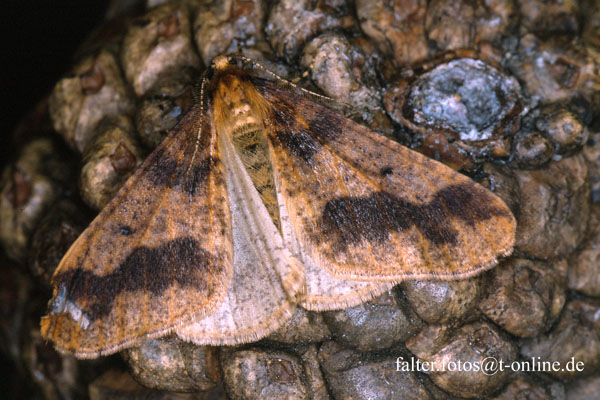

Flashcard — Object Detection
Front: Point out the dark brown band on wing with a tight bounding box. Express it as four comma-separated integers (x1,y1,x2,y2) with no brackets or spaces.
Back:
51,237,216,322
320,183,512,251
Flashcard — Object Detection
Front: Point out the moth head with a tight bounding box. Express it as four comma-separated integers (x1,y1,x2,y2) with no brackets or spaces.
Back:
212,55,233,71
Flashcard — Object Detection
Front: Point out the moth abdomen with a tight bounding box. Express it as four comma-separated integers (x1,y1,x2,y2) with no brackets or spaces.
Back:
231,125,281,231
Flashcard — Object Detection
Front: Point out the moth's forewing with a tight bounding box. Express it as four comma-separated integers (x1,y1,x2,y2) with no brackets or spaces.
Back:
41,105,233,358
256,79,515,293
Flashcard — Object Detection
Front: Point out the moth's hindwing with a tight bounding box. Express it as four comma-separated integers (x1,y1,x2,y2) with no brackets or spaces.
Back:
176,128,304,344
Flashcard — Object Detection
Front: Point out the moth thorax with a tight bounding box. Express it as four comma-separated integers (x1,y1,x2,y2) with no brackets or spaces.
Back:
232,123,281,232
214,75,281,230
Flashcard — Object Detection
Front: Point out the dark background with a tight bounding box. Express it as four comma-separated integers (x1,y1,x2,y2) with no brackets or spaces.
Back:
2,0,108,164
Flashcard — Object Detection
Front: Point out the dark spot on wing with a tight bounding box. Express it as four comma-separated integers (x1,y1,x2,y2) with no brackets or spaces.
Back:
118,225,134,235
320,183,510,251
51,237,214,322
380,167,393,176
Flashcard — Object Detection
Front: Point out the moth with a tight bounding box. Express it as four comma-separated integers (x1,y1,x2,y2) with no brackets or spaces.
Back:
41,55,516,358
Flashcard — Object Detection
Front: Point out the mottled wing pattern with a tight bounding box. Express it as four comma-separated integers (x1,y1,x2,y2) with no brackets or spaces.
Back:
256,80,516,288
40,104,232,358
176,131,304,344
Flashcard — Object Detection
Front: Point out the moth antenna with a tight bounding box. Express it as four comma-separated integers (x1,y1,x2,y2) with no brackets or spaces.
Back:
290,66,311,84
230,55,341,106
187,76,208,175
